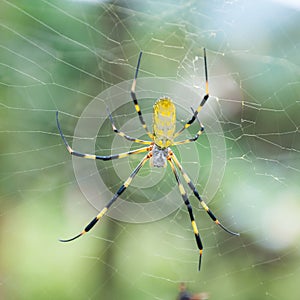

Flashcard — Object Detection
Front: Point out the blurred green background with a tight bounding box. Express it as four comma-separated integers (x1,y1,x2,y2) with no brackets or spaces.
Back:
1,0,300,299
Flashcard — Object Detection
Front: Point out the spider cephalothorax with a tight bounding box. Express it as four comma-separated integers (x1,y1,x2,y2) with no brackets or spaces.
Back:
150,144,169,168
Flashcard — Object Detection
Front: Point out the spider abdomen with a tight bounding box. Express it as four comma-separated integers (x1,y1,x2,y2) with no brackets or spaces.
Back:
153,97,176,149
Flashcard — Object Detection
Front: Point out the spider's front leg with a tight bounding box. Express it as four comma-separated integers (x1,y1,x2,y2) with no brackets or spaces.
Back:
168,156,203,271
170,152,239,237
56,111,151,160
59,152,152,242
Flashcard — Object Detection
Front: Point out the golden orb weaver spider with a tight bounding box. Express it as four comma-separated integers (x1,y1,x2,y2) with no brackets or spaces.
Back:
56,48,239,271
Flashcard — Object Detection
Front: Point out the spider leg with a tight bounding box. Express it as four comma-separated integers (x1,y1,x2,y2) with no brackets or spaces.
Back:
56,111,152,160
60,152,152,242
131,52,154,140
168,156,203,271
174,48,209,139
170,151,239,236
174,107,205,146
106,107,152,145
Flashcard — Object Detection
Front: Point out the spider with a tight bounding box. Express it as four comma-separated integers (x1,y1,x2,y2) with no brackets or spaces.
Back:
56,48,239,271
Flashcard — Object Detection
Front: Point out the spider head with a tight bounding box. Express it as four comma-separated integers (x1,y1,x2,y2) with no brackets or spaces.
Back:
150,144,169,168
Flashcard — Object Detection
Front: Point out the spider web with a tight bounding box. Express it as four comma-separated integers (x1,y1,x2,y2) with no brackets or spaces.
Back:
1,0,300,299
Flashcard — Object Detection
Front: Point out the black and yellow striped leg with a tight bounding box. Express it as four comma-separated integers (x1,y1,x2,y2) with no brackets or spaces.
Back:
56,111,152,160
106,108,152,145
131,52,154,140
174,108,205,146
170,152,239,237
60,152,152,242
174,48,209,139
168,158,203,271
173,125,204,145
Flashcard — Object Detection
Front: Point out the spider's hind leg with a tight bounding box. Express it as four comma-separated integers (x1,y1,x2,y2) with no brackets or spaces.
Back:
174,48,209,139
130,52,154,140
106,107,152,145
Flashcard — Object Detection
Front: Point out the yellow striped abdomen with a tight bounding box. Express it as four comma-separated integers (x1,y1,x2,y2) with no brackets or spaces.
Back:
153,97,176,148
